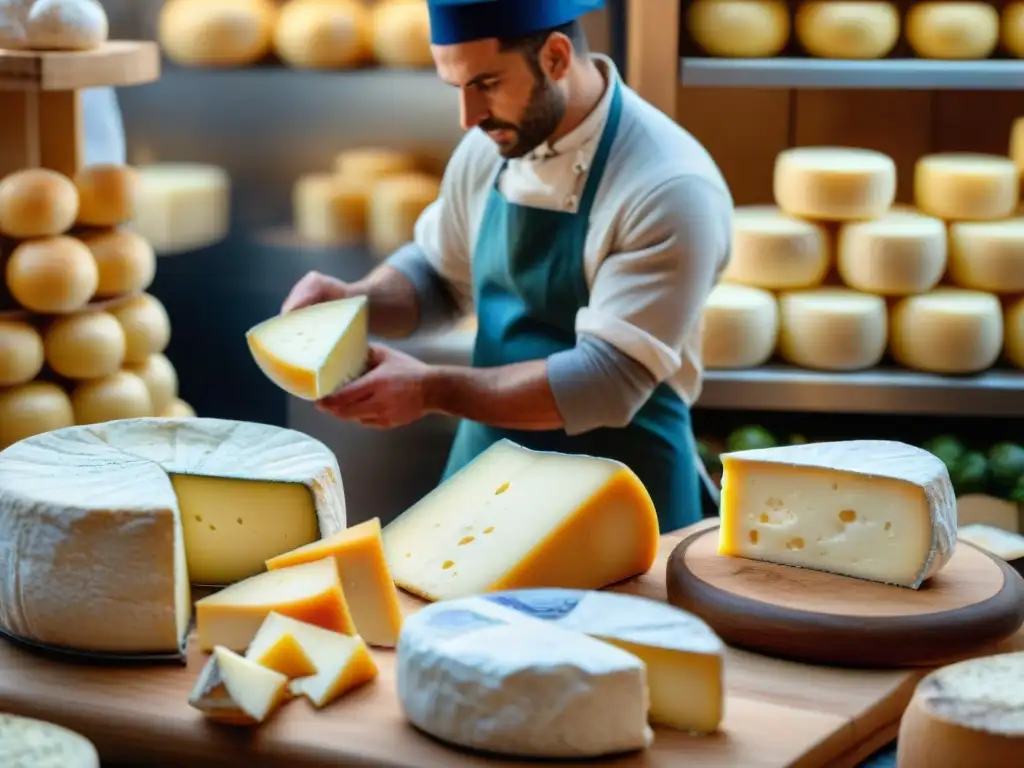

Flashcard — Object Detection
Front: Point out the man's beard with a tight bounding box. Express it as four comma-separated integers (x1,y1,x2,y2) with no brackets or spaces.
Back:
481,75,567,159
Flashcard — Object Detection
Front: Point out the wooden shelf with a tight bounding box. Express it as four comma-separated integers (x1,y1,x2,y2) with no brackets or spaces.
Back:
0,41,160,92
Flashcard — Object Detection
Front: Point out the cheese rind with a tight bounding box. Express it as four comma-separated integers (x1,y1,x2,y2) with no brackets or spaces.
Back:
0,714,99,768
188,646,291,726
724,206,830,290
719,440,957,588
774,147,896,221
837,211,947,296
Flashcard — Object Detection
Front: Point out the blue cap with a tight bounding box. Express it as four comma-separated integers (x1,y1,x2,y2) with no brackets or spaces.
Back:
427,0,604,45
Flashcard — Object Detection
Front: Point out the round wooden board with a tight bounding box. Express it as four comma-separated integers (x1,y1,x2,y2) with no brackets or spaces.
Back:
0,292,141,322
666,525,1024,668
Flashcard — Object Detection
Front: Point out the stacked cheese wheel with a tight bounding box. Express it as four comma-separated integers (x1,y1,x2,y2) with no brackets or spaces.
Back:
0,166,195,450
704,140,1024,374
159,0,433,70
293,146,441,255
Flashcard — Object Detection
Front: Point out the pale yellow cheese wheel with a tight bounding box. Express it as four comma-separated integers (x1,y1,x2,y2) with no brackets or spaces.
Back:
74,164,139,227
0,168,79,238
778,288,888,371
914,153,1019,222
109,294,172,364
701,284,780,369
774,147,897,221
333,147,420,183
795,1,900,59
79,229,157,297
372,0,433,67
1006,296,1024,368
725,206,830,290
72,370,153,425
368,172,440,255
948,218,1024,294
687,0,790,58
5,236,99,313
906,2,1000,60
0,320,45,387
161,397,196,418
1005,3,1024,57
0,382,75,450
293,173,369,244
890,289,1003,374
125,353,179,415
43,311,126,380
837,211,947,296
159,0,277,67
274,0,373,69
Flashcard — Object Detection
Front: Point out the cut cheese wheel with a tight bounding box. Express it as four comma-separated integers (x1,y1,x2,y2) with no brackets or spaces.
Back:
777,288,888,371
686,0,790,58
273,0,372,69
890,289,1003,374
5,236,98,313
292,173,369,244
159,0,277,67
74,164,138,227
247,297,368,400
724,205,830,290
43,311,126,380
161,397,196,418
701,283,779,369
382,438,659,602
71,370,153,424
0,714,99,768
795,1,900,59
0,319,44,387
1006,3,1024,58
129,164,230,254
0,381,74,450
368,172,440,255
914,153,1020,221
371,0,433,67
188,646,291,726
195,557,356,652
837,211,947,296
109,293,171,364
79,229,156,297
333,147,419,182
0,168,78,238
124,353,178,414
719,440,957,588
906,2,1000,60
896,651,1024,767
948,218,1024,293
774,147,896,221
1004,295,1024,368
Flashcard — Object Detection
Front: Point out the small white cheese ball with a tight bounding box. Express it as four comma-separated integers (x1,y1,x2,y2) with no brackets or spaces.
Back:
27,0,108,50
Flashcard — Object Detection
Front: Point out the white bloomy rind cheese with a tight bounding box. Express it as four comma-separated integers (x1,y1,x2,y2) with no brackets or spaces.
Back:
719,440,957,588
246,297,369,400
701,283,779,369
914,153,1020,222
724,206,830,290
774,147,897,221
0,418,346,654
0,714,99,768
896,651,1024,767
837,211,948,296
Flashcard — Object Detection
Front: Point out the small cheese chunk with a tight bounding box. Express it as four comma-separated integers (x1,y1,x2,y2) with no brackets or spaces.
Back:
383,439,660,602
1006,3,1024,58
719,440,958,588
71,370,153,424
914,153,1020,222
247,297,368,401
333,147,419,181
368,172,440,255
686,0,790,58
837,211,947,296
273,0,372,69
371,0,433,67
724,206,830,290
958,524,1024,575
0,168,78,238
159,0,276,67
195,557,356,652
774,147,896,221
0,382,74,450
246,630,317,679
0,320,44,387
890,289,1003,374
292,173,368,244
701,283,779,369
795,1,901,59
44,311,126,380
906,1,1000,59
1007,296,1024,369
0,714,99,768
79,229,156,298
397,595,653,758
266,517,404,647
777,288,888,371
948,218,1024,294
896,651,1024,767
188,646,290,726
128,164,230,254
124,353,178,415
109,293,171,364
74,164,138,227
6,236,98,313
161,397,196,418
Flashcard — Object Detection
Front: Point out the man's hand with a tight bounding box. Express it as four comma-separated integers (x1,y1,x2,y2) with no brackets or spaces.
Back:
281,271,350,314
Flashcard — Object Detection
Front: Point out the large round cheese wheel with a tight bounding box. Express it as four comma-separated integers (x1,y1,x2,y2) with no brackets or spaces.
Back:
0,319,44,387
724,206,830,290
371,0,433,67
74,164,138,227
0,168,78,238
896,651,1024,767
795,1,900,59
43,311,126,380
72,370,153,424
890,289,1003,374
128,163,231,255
333,147,419,184
0,0,109,51
109,294,171,364
1011,116,1024,173
161,397,196,418
0,714,99,768
125,353,178,415
293,173,368,244
774,147,896,221
5,236,98,313
159,0,277,67
686,0,790,58
837,211,947,296
778,288,888,371
1006,296,1024,369
368,172,441,256
914,153,1019,221
274,0,372,69
0,382,75,450
906,2,1000,59
79,229,157,297
1005,3,1024,57
948,218,1024,294
701,284,779,369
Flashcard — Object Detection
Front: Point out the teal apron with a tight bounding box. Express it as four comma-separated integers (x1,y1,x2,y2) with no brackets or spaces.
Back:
442,80,701,533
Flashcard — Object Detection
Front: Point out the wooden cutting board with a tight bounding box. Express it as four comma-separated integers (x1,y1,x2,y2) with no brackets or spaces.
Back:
0,518,1020,768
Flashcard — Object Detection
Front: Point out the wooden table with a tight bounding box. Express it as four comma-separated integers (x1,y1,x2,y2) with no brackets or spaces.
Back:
0,519,1020,767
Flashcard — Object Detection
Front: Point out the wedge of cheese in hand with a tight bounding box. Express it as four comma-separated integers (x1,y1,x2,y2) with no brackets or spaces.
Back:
719,440,957,588
188,646,291,726
247,297,368,400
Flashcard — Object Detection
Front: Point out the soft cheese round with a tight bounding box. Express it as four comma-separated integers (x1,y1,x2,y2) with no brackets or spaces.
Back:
0,713,99,768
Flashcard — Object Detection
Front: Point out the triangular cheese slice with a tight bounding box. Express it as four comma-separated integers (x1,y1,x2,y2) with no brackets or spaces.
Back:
247,631,318,678
188,646,290,725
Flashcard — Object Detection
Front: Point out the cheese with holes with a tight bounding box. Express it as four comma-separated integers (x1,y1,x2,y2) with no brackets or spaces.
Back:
0,382,74,450
247,297,368,400
778,288,888,371
293,173,369,244
266,517,404,647
719,440,957,588
109,294,171,364
397,594,653,758
890,289,1003,374
44,311,126,380
0,168,77,238
724,206,830,290
245,626,317,678
371,0,433,67
0,418,345,653
1007,296,1024,369
196,557,355,652
5,236,98,313
914,154,1019,221
796,1,900,59
0,714,99,768
906,2,1000,59
774,147,896,221
0,319,44,386
896,651,1024,767
686,0,790,58
273,0,372,69
128,164,230,254
368,172,440,255
958,524,1024,575
383,439,660,602
188,646,291,726
701,283,779,369
837,211,947,296
159,0,276,67
948,218,1024,293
